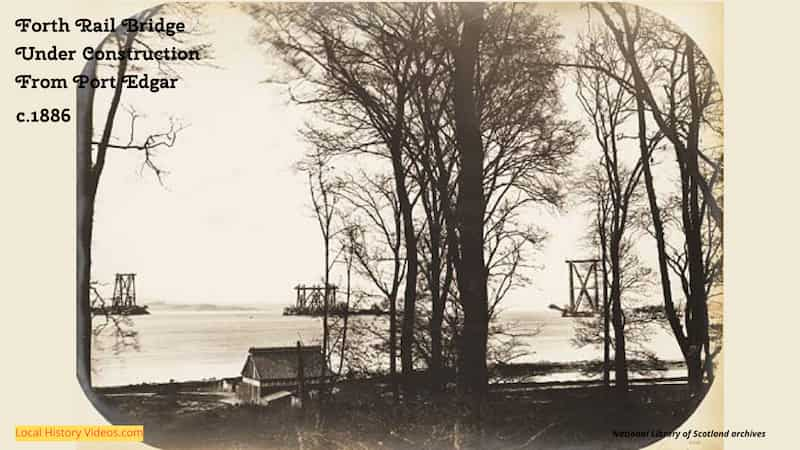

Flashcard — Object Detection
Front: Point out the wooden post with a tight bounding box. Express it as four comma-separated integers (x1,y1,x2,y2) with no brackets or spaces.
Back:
296,341,306,409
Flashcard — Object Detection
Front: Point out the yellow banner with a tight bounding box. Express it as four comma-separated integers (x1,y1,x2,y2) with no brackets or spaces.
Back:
15,425,144,442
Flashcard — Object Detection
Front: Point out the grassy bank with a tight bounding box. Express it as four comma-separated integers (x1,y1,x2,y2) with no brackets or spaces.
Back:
97,379,708,450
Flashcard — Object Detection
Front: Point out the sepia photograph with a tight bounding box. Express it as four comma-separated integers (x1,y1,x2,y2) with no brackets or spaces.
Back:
75,2,724,449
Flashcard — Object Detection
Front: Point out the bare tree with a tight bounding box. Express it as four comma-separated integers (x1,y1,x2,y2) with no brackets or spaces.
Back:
250,4,580,404
589,3,723,391
401,20,458,391
76,5,205,388
574,25,662,392
657,180,723,381
438,4,582,401
451,0,488,411
299,149,341,395
247,3,427,391
333,225,356,379
575,166,659,383
447,1,581,404
590,3,722,231
405,3,567,392
338,171,406,400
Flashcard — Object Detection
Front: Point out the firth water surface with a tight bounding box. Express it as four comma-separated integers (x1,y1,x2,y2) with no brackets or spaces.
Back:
92,304,684,387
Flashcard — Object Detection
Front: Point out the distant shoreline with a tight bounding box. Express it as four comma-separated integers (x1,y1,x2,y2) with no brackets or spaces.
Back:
282,308,388,317
115,301,563,315
146,301,270,312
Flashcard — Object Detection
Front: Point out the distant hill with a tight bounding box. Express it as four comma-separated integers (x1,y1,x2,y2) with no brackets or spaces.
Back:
145,301,275,312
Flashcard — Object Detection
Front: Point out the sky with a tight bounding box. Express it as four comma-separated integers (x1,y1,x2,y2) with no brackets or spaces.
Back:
90,3,722,312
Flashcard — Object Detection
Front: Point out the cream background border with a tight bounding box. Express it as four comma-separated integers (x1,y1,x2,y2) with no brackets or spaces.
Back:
0,0,793,449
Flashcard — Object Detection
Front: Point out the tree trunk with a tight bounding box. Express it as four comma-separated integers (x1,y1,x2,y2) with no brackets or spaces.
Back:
77,24,136,389
599,223,611,388
394,157,417,395
76,8,155,393
453,2,488,412
76,52,98,390
429,222,445,391
321,239,330,398
593,3,723,232
684,39,711,392
337,256,352,376
703,337,714,383
389,287,399,402
386,91,418,395
391,214,403,402
429,304,444,391
77,158,96,391
433,144,457,393
609,235,628,393
634,95,689,361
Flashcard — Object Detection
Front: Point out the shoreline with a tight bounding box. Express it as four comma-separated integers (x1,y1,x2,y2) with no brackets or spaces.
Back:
93,358,687,393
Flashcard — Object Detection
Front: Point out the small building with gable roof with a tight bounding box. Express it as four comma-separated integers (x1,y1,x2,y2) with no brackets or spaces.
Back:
237,345,326,404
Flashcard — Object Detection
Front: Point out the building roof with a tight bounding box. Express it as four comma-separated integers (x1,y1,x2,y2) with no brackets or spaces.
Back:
241,345,325,381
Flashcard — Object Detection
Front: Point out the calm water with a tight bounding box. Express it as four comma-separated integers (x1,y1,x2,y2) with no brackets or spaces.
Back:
92,305,684,387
